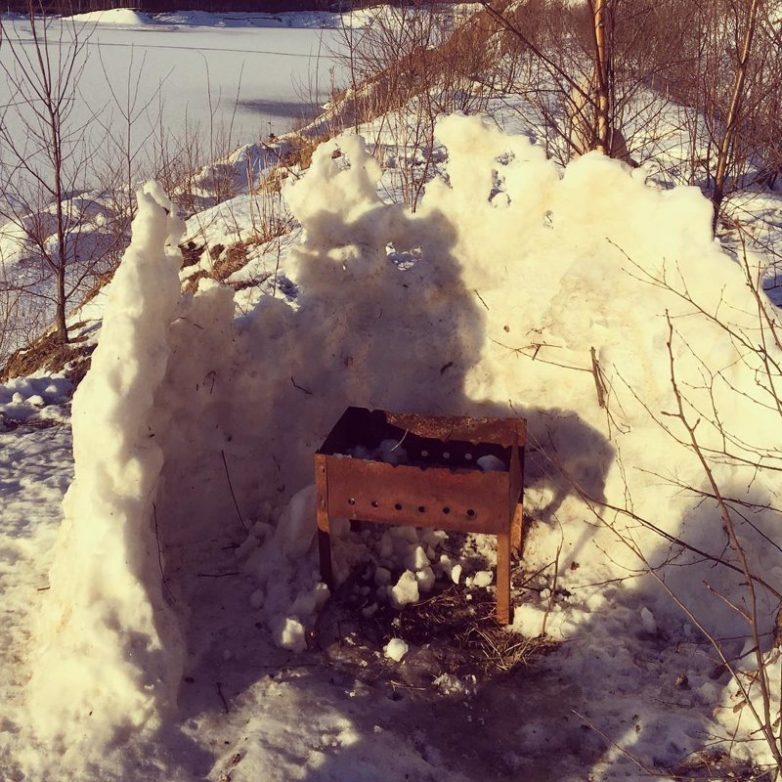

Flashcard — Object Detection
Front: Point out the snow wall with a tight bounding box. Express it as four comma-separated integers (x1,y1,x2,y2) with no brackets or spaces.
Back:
27,114,782,757
27,184,186,754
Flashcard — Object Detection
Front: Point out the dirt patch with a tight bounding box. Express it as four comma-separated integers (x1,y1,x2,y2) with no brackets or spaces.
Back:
314,567,556,696
0,329,94,384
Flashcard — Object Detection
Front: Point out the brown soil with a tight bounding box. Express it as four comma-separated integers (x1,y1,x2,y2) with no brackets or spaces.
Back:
0,329,95,385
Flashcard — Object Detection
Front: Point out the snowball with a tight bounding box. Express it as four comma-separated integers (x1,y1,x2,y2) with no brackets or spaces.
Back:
450,564,463,585
383,638,409,662
391,570,419,608
278,617,307,653
473,570,494,588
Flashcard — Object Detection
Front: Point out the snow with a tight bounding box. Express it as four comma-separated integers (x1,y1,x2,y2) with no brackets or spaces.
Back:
26,183,185,760
68,8,154,25
0,375,71,428
390,570,420,608
383,638,409,662
1,32,782,779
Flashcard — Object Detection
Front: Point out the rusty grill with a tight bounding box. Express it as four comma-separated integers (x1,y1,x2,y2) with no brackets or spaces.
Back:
315,407,526,624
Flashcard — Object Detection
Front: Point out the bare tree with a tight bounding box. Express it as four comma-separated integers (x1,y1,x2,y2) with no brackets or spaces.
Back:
0,2,98,344
710,0,766,231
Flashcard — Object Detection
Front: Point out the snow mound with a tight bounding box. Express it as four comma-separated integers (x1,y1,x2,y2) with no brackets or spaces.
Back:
67,8,154,26
26,183,185,758
23,112,782,772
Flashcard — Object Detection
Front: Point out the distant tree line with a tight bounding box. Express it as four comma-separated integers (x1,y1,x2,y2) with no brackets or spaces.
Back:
2,0,398,13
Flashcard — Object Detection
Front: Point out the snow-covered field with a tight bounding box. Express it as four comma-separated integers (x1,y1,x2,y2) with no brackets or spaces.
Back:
2,8,782,782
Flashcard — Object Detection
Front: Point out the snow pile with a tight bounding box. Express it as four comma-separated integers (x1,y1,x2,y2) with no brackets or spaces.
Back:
67,8,153,26
26,183,185,759
0,375,71,428
255,115,781,764
22,111,782,774
159,115,782,669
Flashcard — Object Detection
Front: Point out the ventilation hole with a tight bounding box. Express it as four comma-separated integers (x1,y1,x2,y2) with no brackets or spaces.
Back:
348,498,356,506
394,503,403,511
370,500,379,508
465,453,473,461
466,509,476,518
421,449,429,458
418,506,426,513
442,506,451,515
443,451,451,459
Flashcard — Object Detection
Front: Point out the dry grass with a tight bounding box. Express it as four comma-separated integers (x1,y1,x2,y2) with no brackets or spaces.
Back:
316,570,556,694
0,328,94,384
395,585,553,676
672,749,773,781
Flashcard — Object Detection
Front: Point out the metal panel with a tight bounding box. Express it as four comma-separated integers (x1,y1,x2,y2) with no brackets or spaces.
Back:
324,455,512,534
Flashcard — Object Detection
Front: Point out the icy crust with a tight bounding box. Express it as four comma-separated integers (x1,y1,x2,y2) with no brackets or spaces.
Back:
26,183,185,755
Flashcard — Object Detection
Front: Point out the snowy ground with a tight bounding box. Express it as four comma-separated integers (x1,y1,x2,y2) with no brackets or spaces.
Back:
2,11,782,782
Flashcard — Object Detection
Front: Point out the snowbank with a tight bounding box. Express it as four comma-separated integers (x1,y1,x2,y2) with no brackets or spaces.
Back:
24,112,782,773
67,8,153,25
26,183,185,757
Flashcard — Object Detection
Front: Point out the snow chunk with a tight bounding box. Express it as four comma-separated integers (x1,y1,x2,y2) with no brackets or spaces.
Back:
278,617,307,653
383,638,409,662
416,566,436,593
473,570,494,588
27,183,185,752
406,544,430,571
391,570,420,607
477,454,506,472
640,606,657,635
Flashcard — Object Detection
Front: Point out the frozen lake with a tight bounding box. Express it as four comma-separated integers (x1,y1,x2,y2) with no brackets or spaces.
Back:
0,11,348,177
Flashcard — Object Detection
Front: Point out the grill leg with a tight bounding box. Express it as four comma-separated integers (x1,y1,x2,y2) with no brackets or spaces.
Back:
315,456,334,590
318,523,334,591
496,530,511,625
511,501,524,556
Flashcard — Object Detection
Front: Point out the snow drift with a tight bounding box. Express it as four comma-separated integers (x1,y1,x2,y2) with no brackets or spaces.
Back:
26,113,782,767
